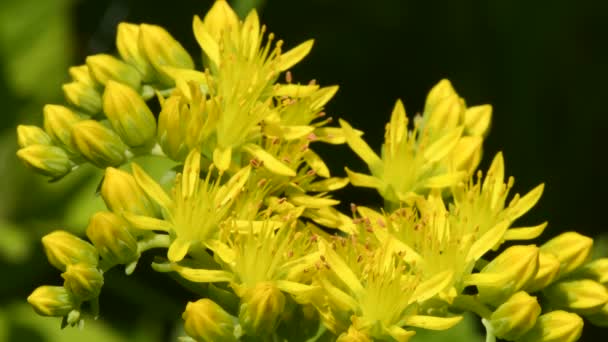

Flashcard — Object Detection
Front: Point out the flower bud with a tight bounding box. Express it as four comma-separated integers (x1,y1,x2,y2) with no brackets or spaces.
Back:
182,298,237,342
336,326,372,342
472,245,539,305
425,93,464,134
116,23,155,82
17,145,72,178
586,303,608,327
72,120,128,167
86,211,139,265
448,136,482,175
157,95,188,160
61,263,104,301
519,310,583,342
238,282,286,336
102,80,156,147
62,81,102,114
424,79,456,114
27,285,76,317
540,232,592,277
68,64,98,87
490,291,541,341
100,167,158,217
41,230,98,271
139,24,194,85
464,104,492,137
525,252,561,293
17,125,52,148
573,258,608,285
543,279,608,315
86,54,142,89
43,104,81,153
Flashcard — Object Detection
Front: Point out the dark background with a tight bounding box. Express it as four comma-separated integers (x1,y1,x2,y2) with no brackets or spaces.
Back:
0,0,606,340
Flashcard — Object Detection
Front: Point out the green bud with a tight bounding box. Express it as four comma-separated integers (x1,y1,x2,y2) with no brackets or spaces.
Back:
17,145,71,178
43,104,81,153
586,303,608,327
182,298,237,342
540,232,592,277
525,252,561,293
475,245,539,305
116,23,155,82
61,263,104,301
62,81,102,114
86,211,139,265
573,258,608,285
102,80,156,147
139,24,194,85
17,125,52,149
101,167,158,216
157,95,188,160
69,64,98,87
86,54,142,89
238,282,286,336
543,279,608,315
490,291,541,341
41,230,98,271
519,310,583,342
71,120,128,167
27,285,76,317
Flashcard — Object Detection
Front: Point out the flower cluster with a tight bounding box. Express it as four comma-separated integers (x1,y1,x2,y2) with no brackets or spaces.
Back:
18,1,607,341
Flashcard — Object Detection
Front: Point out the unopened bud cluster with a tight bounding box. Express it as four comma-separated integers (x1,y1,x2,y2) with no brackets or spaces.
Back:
19,1,607,341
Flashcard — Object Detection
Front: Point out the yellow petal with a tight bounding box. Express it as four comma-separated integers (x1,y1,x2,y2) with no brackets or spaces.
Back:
217,165,251,206
423,126,463,162
340,119,382,173
504,222,548,241
173,263,233,283
464,104,492,137
388,99,408,148
213,146,232,172
345,168,384,189
467,220,510,262
307,177,349,192
423,171,466,188
303,149,330,177
385,326,416,342
319,239,364,296
243,143,295,176
507,183,544,221
276,40,314,71
289,194,339,208
241,9,260,60
123,213,172,232
273,84,319,97
168,237,191,262
400,315,462,330
192,16,220,66
131,163,172,210
412,270,453,304
310,86,339,111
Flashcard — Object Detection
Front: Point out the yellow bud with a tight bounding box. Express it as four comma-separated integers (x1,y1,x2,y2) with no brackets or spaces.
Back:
139,24,194,85
586,302,608,327
424,79,456,114
69,64,98,87
27,285,76,317
86,211,139,265
86,54,142,89
525,252,562,293
62,81,102,113
540,232,593,277
573,258,608,285
17,145,72,178
17,125,52,148
182,298,237,342
61,263,104,301
449,136,482,175
464,104,492,137
157,95,188,160
238,282,286,336
336,326,372,342
43,104,81,153
41,230,98,271
519,310,583,342
72,120,128,167
490,291,541,341
101,167,158,216
102,80,156,147
543,279,608,315
425,93,464,133
116,23,155,82
475,245,539,305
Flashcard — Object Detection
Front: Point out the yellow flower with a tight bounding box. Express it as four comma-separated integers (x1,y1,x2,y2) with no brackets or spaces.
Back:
316,237,461,341
451,152,546,248
123,149,251,262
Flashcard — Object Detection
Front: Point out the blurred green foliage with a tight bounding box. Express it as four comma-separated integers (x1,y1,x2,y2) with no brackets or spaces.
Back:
0,0,606,341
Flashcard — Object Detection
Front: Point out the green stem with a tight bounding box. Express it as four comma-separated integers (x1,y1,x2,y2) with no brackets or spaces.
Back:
137,234,171,253
452,295,493,320
482,318,496,342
